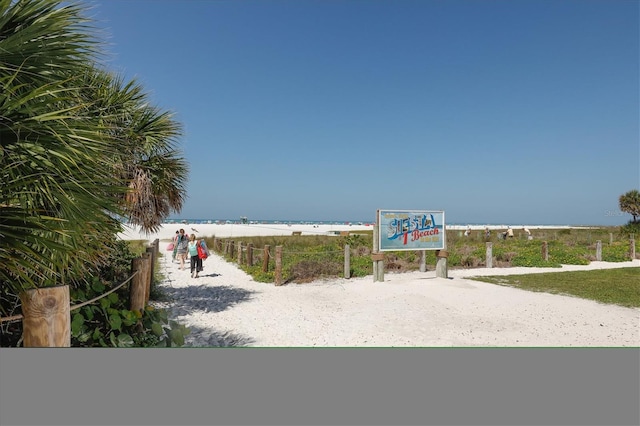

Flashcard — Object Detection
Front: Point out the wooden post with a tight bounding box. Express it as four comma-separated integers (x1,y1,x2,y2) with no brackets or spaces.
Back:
229,241,235,259
263,245,270,272
274,245,283,286
419,250,426,272
153,238,160,256
20,285,71,347
237,242,243,264
141,252,152,304
542,241,549,261
630,239,636,260
372,224,384,282
145,246,155,293
436,250,448,278
130,257,146,313
609,233,613,245
486,242,493,268
247,243,254,266
344,244,350,279
596,240,602,261
372,224,378,281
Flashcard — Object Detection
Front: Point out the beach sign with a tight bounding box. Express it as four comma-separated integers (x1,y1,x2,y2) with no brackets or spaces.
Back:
377,210,445,251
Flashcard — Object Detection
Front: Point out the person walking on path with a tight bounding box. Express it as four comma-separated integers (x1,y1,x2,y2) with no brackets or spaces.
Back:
175,229,189,270
188,234,203,278
172,230,180,262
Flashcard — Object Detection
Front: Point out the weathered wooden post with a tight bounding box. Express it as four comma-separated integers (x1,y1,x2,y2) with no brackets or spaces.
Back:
153,238,160,256
372,224,384,282
609,233,613,245
229,241,235,259
630,239,636,260
419,250,426,272
596,240,602,261
141,252,152,304
237,242,243,264
486,242,493,268
274,245,283,286
130,257,146,313
247,243,254,266
435,250,448,278
145,246,155,293
20,285,71,347
263,245,271,272
542,241,549,261
344,244,351,279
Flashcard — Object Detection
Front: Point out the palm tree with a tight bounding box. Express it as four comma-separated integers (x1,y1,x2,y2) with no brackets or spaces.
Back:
75,68,189,233
619,190,640,223
1,0,128,296
1,0,188,300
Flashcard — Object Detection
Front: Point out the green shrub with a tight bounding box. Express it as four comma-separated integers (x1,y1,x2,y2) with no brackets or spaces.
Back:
0,239,189,347
211,227,631,285
69,276,189,348
619,221,640,238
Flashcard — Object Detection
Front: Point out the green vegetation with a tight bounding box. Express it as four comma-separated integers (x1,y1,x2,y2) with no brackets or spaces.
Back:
619,189,640,223
1,239,189,347
68,240,188,348
469,268,640,308
208,226,638,285
1,0,189,347
618,189,640,237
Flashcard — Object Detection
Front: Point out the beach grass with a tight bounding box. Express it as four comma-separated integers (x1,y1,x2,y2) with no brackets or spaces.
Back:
206,226,638,286
469,268,640,308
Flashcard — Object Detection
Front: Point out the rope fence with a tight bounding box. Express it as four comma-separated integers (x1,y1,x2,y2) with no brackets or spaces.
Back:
0,271,139,324
209,234,638,286
0,239,161,347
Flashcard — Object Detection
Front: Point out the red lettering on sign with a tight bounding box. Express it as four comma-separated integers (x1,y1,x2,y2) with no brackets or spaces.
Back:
410,228,440,242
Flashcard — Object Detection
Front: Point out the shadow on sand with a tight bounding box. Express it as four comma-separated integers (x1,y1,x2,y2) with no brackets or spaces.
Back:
182,324,254,347
161,283,255,347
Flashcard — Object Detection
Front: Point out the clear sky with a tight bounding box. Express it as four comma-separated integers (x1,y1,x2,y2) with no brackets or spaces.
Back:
88,0,639,225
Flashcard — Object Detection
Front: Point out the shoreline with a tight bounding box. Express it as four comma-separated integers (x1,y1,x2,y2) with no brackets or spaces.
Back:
118,222,607,242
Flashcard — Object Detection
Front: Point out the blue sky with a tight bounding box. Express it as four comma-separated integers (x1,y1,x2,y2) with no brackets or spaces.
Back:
89,0,638,225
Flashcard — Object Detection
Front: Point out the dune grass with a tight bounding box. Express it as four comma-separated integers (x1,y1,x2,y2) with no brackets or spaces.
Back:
470,268,640,308
208,227,638,284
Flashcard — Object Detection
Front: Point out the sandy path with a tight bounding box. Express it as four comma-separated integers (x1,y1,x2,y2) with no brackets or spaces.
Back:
154,242,639,347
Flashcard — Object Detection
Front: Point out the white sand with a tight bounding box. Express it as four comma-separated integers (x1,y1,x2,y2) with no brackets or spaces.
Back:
117,222,589,242
121,224,640,347
118,222,374,241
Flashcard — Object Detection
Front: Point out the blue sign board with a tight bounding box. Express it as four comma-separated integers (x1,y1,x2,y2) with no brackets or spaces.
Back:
378,210,445,251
